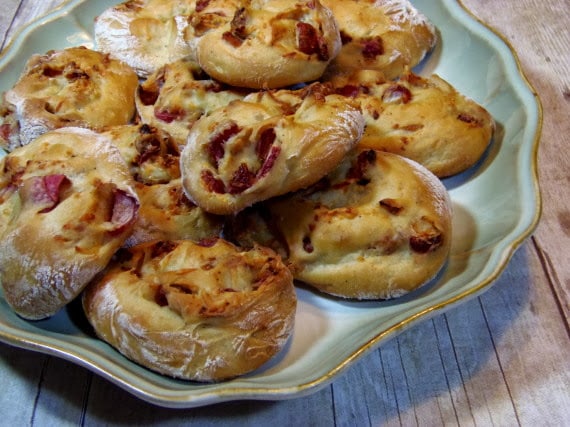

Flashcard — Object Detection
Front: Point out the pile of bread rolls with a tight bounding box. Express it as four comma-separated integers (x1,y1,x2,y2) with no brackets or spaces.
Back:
0,0,494,382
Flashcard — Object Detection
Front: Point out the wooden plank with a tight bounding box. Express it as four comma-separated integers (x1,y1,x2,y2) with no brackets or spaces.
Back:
32,357,92,426
330,341,408,426
480,243,570,425
0,0,21,48
83,373,336,425
0,344,47,426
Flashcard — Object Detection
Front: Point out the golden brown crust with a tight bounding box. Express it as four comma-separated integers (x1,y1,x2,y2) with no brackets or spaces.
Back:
321,0,437,80
4,47,138,147
82,238,296,382
195,0,341,88
183,0,243,51
179,83,365,215
0,128,139,319
328,71,495,177
94,0,198,77
125,179,224,247
102,123,181,185
0,98,20,152
135,59,247,147
101,123,224,246
239,148,452,299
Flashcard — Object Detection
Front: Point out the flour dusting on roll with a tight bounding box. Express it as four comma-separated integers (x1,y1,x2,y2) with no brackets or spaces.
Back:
82,238,296,382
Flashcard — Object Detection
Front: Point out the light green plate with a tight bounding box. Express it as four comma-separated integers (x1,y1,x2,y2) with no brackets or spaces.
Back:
0,0,541,408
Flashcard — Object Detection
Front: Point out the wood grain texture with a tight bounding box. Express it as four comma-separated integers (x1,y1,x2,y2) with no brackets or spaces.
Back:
0,0,569,425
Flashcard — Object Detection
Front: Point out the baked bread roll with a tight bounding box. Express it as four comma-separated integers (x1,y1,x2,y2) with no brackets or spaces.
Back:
136,59,247,147
183,0,243,54
0,128,139,320
102,123,181,185
94,0,197,77
0,99,20,152
195,0,341,88
232,148,452,299
329,70,495,177
321,0,437,80
125,178,224,247
82,238,296,382
180,83,365,215
100,124,224,247
3,47,138,148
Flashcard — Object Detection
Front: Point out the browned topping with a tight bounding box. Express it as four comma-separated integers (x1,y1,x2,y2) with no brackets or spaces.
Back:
228,163,256,194
409,219,444,253
76,212,96,225
135,135,161,163
42,66,63,78
401,73,429,88
65,67,89,81
231,7,248,38
138,70,165,106
170,284,195,294
256,128,276,162
257,146,281,178
154,108,185,123
121,249,145,277
410,233,443,253
457,113,483,126
44,102,59,115
154,286,168,307
346,149,377,184
195,0,211,12
201,261,215,270
339,30,353,45
207,121,241,167
151,240,178,258
362,37,384,59
138,86,159,106
336,84,360,98
197,237,219,247
296,22,329,61
202,80,224,93
222,31,244,48
0,123,11,140
135,130,180,165
171,185,196,209
223,7,248,47
302,81,335,101
302,235,314,253
296,23,318,54
201,169,226,194
379,198,404,215
399,124,424,132
382,84,413,104
192,13,231,36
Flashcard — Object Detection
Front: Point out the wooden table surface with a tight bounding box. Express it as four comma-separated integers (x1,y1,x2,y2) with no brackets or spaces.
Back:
0,1,568,425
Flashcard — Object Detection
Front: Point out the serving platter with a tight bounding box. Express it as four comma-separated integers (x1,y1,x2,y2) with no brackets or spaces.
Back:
0,0,541,408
